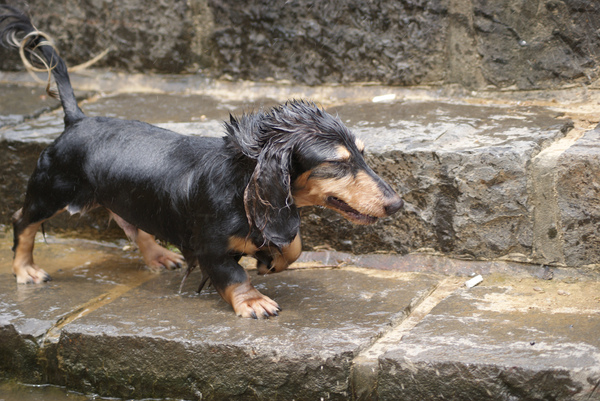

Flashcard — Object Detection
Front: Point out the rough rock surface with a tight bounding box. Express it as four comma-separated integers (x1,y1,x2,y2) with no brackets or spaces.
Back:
556,127,600,267
376,282,600,400
300,101,572,260
0,77,592,266
1,0,599,89
208,0,448,86
0,0,205,73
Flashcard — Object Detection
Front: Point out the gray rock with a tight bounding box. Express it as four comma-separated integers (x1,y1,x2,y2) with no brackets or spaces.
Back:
301,101,571,260
1,0,204,72
1,0,598,88
376,285,600,400
1,231,599,399
0,90,575,263
208,0,448,86
472,0,600,89
556,127,600,266
0,229,440,399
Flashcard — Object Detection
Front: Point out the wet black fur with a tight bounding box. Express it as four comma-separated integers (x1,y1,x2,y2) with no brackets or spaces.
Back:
0,6,399,294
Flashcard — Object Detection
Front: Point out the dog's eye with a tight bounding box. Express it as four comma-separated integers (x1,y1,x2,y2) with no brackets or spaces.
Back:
326,160,353,174
327,160,348,166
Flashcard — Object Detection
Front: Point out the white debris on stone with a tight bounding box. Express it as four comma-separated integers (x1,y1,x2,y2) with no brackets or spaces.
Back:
464,274,483,288
372,93,396,103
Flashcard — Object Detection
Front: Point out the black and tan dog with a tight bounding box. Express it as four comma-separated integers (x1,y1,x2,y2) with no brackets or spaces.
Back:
0,7,403,318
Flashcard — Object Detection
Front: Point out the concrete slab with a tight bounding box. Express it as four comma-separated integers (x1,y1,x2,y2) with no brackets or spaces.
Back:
56,267,439,400
373,276,600,400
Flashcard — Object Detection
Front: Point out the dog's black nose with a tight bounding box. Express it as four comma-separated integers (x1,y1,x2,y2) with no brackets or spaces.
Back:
385,197,404,215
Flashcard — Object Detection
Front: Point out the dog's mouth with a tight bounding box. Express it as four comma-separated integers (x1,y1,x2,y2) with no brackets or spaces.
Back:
326,196,378,225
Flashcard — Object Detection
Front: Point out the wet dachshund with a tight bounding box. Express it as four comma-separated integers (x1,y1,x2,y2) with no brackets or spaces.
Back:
0,6,403,318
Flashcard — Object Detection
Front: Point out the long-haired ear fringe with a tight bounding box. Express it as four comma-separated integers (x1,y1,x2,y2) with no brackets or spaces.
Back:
224,113,264,159
229,101,345,247
244,140,300,248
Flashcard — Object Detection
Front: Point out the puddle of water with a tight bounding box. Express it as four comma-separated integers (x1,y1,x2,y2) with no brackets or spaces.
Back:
0,380,97,401
81,93,280,124
0,379,189,401
0,85,57,116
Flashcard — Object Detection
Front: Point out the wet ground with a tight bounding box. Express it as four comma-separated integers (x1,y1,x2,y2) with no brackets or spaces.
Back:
1,229,599,400
1,70,600,400
0,379,100,401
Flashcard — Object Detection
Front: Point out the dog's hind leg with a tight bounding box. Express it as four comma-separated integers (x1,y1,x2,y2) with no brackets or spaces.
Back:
12,207,64,284
136,230,184,270
109,211,184,271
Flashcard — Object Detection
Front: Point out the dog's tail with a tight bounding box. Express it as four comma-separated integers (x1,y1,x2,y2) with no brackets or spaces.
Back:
0,6,84,124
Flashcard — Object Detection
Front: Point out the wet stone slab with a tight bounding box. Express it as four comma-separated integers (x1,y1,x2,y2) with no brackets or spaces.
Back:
0,84,59,128
1,92,279,143
376,278,600,401
81,93,280,124
1,229,600,400
300,101,572,258
331,101,567,153
57,267,439,400
0,233,156,383
0,88,575,265
0,232,442,399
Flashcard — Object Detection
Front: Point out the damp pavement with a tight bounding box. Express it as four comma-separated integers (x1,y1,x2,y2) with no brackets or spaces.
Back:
0,71,600,400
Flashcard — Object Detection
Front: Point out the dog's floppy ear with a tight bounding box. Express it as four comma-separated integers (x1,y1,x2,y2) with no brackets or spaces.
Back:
244,139,300,248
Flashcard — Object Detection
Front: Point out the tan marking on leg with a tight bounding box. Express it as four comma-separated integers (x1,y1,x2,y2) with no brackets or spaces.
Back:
258,233,302,274
108,211,138,240
222,278,280,318
228,236,259,256
135,230,185,271
108,210,184,271
12,208,66,284
12,221,50,284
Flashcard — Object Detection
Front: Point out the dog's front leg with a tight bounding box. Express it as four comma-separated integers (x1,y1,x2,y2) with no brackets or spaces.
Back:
202,254,281,319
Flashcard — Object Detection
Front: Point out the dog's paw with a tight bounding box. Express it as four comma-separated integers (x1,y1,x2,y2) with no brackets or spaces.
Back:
225,282,281,319
14,263,52,284
148,249,185,271
257,262,273,275
235,295,281,319
141,245,185,271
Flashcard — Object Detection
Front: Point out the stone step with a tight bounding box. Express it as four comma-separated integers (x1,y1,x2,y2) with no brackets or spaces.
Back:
1,72,599,267
0,233,598,400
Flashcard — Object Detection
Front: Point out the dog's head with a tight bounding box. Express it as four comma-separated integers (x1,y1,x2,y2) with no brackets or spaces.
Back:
226,101,403,248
